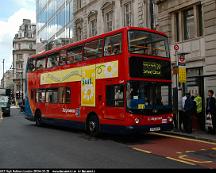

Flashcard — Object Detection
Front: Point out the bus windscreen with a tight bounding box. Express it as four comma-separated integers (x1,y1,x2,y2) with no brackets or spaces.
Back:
128,30,169,58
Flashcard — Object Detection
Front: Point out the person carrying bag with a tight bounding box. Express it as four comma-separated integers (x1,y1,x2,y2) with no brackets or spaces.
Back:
206,90,216,134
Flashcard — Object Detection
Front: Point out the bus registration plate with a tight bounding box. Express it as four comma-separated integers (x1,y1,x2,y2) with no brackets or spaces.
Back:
150,127,161,132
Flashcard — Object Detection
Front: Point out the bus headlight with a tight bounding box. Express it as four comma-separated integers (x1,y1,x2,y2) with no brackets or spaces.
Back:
135,118,140,124
168,117,173,122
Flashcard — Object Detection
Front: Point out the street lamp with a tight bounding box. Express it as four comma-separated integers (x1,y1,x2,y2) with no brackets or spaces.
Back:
2,59,5,88
10,66,24,101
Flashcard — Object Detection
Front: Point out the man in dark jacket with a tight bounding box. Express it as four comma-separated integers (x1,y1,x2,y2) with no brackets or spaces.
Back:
184,93,196,133
206,90,216,134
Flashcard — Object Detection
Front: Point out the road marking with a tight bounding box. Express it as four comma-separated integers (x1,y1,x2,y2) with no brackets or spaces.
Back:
179,155,213,164
133,147,152,154
151,132,216,145
166,157,196,166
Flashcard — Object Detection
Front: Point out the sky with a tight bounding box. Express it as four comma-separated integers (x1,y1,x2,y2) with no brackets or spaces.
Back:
0,0,36,81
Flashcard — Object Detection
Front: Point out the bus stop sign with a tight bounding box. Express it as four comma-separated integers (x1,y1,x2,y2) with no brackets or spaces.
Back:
178,55,186,66
174,44,179,51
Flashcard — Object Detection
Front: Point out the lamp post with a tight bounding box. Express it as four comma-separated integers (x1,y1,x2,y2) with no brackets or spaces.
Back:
175,51,190,130
10,66,24,101
2,59,5,88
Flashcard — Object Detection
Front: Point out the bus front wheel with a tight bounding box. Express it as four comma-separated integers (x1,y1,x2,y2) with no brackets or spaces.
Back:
86,114,100,137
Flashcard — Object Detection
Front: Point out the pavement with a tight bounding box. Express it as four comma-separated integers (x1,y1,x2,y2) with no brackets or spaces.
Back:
163,129,216,143
10,105,19,109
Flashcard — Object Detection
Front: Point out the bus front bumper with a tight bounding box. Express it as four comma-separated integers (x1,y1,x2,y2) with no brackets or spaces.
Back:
101,123,173,135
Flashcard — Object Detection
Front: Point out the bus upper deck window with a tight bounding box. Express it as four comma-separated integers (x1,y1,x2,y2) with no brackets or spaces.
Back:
47,54,59,68
66,54,75,64
67,45,83,64
36,58,46,70
83,39,103,60
104,34,122,56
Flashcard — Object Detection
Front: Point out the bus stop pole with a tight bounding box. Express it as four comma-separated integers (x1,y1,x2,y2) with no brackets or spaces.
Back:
2,59,5,88
176,74,180,130
175,51,180,130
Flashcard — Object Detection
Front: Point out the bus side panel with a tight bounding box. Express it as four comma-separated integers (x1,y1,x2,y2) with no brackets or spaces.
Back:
58,82,82,121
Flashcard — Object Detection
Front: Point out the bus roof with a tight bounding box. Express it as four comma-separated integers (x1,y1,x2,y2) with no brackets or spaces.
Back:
31,26,168,59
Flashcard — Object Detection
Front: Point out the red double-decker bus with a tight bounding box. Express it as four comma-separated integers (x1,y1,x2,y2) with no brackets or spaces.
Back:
25,26,173,135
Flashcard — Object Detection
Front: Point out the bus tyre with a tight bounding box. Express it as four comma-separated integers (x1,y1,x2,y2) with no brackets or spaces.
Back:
35,111,43,127
87,115,100,137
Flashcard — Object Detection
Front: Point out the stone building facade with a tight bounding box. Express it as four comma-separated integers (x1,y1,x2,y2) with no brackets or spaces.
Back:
13,19,36,101
73,0,156,41
1,70,13,90
203,0,216,96
156,0,216,105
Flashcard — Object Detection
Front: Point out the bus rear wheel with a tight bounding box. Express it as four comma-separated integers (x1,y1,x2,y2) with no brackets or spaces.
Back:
86,115,100,137
35,111,43,127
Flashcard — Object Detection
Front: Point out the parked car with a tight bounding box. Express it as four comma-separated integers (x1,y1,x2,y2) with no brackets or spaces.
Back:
0,95,10,117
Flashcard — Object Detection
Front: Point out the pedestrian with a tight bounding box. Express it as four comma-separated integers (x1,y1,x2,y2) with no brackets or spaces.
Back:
184,93,196,133
206,90,216,134
194,94,204,130
179,94,187,131
182,94,187,109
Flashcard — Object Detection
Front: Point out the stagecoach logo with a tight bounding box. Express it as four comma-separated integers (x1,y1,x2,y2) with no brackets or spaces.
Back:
62,108,80,117
62,108,76,114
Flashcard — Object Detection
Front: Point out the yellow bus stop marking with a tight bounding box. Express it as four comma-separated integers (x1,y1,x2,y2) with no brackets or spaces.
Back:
133,147,152,154
179,155,213,164
166,157,196,166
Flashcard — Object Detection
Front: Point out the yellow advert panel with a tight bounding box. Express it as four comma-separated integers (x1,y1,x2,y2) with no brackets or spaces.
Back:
81,65,96,107
40,67,82,85
96,61,118,79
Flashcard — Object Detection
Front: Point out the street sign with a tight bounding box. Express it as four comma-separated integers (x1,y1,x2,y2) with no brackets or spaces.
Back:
174,44,179,51
178,55,186,66
178,66,186,83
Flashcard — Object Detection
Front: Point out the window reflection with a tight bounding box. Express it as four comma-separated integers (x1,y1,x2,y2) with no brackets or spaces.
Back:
37,0,70,42
104,34,122,56
47,54,59,68
128,30,169,58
